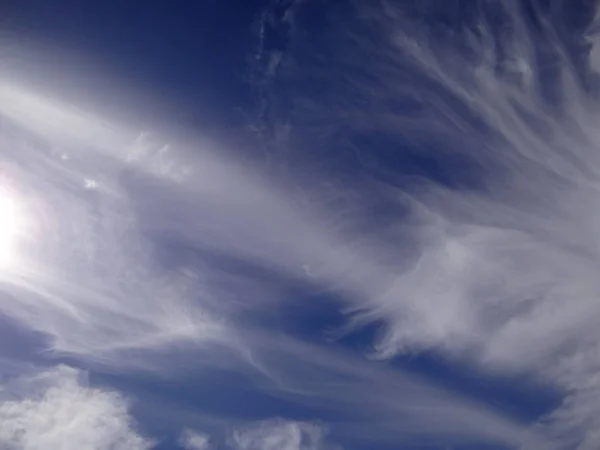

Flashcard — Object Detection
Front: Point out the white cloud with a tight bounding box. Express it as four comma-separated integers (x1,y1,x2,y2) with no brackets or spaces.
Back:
229,419,330,450
0,55,541,448
179,429,211,450
246,332,536,448
4,2,599,445
0,88,234,367
0,365,151,450
0,80,392,369
254,0,600,446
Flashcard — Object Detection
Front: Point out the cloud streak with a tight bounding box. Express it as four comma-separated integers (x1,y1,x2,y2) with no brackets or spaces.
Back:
0,73,536,450
255,0,600,447
0,44,542,449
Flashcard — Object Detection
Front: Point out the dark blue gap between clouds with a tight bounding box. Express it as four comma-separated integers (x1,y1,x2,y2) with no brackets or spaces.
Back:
4,0,273,133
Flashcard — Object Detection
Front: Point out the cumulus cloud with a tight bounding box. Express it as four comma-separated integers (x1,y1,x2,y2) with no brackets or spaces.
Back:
0,365,151,450
179,429,212,450
229,419,330,450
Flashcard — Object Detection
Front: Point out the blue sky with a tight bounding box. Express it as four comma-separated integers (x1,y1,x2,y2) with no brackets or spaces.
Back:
0,1,599,449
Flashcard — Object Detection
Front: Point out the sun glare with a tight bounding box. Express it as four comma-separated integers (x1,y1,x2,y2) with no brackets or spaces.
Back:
0,188,21,268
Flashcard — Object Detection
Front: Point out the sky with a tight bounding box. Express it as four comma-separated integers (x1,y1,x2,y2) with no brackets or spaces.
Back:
0,0,600,449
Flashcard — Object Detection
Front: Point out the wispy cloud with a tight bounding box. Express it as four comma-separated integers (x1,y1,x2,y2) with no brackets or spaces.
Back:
0,365,151,450
0,59,540,449
254,0,600,446
243,331,535,448
0,79,395,369
4,1,599,446
0,85,234,367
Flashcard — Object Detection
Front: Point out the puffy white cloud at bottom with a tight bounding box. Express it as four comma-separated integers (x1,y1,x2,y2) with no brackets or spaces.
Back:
229,419,333,450
179,429,212,450
0,365,152,450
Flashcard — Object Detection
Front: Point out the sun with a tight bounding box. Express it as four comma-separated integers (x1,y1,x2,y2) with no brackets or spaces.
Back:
0,188,21,267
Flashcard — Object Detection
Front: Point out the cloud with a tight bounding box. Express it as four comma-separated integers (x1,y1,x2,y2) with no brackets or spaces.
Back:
0,79,399,369
179,419,338,450
179,429,212,450
243,331,536,448
0,37,543,449
0,85,236,368
3,1,599,446
0,365,151,450
229,419,331,450
253,0,600,446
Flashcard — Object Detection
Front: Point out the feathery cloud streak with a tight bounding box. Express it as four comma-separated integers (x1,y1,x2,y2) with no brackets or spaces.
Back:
255,0,600,447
